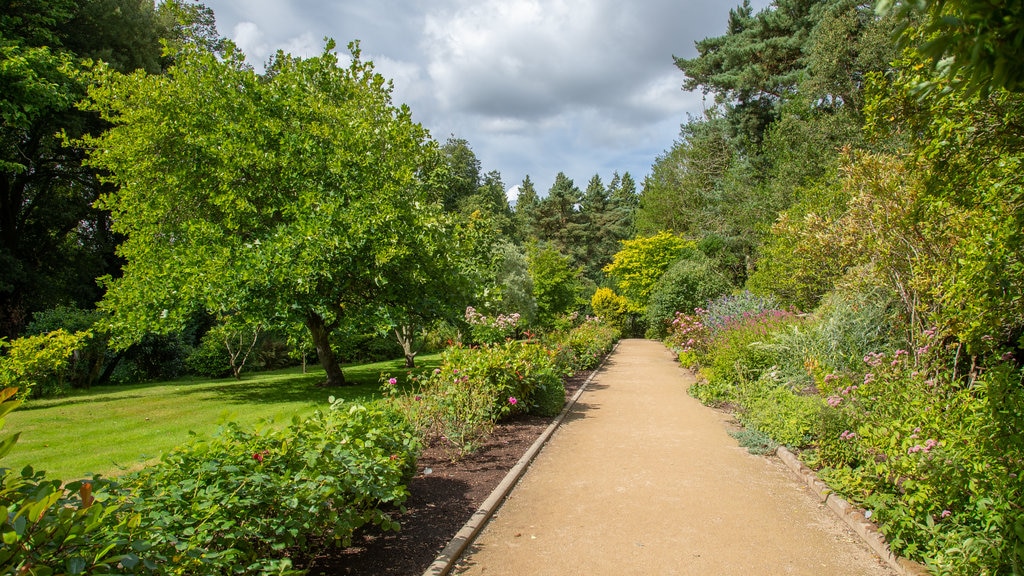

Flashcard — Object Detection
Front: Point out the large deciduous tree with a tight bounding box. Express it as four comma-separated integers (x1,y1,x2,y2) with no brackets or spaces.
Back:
0,0,219,339
82,41,445,386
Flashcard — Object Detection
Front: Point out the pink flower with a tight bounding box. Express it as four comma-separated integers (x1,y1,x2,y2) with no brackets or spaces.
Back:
508,396,518,405
388,377,398,386
941,510,951,519
827,396,843,408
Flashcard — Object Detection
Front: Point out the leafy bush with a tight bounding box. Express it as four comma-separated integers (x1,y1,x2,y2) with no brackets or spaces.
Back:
117,399,419,574
0,330,93,399
0,388,420,575
546,317,619,372
644,256,730,338
590,287,629,332
735,370,820,448
812,335,1024,574
464,306,521,344
24,306,111,389
184,328,232,378
0,468,136,575
387,341,567,457
690,309,800,405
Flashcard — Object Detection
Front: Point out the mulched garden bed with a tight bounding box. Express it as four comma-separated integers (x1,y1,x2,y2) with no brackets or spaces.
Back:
305,371,591,576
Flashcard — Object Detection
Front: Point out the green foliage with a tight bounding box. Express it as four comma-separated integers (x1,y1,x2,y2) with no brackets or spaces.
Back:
746,172,854,311
545,317,620,372
0,469,134,575
387,341,566,457
83,41,447,387
644,255,731,338
0,329,92,399
735,371,819,448
184,327,232,378
729,427,779,456
590,288,629,333
0,394,419,575
117,399,419,573
813,337,1024,573
603,232,696,315
878,0,1024,96
527,244,582,328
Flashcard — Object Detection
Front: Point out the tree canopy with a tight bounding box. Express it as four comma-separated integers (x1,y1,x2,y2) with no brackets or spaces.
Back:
83,41,449,386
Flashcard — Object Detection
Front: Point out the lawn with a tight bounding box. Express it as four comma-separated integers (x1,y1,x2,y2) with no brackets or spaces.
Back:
3,354,441,481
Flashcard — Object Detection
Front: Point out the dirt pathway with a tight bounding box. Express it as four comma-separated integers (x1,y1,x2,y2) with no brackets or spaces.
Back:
452,339,896,576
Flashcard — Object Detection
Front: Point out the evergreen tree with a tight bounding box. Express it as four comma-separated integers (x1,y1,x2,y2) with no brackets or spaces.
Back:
513,175,540,243
533,173,584,263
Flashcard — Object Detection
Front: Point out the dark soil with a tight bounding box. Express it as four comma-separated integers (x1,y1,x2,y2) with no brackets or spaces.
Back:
305,372,591,576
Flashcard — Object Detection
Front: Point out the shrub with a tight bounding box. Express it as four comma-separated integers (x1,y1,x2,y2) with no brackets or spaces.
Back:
0,330,93,399
735,370,820,448
690,309,800,405
464,306,521,344
184,328,232,378
812,332,1024,574
24,306,110,389
590,288,629,332
389,341,567,457
644,256,730,338
546,317,620,372
118,399,419,574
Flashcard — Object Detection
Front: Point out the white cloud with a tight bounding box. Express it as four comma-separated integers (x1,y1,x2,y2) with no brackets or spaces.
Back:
232,21,270,63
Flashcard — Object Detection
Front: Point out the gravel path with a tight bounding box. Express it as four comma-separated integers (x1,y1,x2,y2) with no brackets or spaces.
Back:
452,339,897,576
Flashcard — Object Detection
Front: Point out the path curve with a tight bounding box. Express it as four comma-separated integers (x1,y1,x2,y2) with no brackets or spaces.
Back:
453,339,896,576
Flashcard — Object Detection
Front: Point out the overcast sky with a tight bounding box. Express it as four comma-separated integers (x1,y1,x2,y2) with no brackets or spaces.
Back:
198,0,771,201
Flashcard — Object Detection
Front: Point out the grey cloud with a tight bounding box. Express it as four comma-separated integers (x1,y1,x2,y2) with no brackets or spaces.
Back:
194,0,772,196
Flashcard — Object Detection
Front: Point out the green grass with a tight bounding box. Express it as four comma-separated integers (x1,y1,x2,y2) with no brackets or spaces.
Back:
3,354,441,481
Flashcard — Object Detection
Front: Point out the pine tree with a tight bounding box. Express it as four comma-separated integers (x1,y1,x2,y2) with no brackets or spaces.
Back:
513,175,540,243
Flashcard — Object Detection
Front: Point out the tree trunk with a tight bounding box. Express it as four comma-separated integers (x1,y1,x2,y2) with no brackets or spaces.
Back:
305,312,347,386
395,325,417,368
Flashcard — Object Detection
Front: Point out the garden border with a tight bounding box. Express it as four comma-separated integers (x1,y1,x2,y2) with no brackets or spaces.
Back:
420,343,618,576
774,446,930,576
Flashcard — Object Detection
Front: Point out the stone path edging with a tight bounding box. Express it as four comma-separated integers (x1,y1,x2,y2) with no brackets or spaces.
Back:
774,446,930,576
420,343,618,576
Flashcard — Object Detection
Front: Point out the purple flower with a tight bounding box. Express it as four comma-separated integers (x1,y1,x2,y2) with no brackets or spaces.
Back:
1003,352,1015,361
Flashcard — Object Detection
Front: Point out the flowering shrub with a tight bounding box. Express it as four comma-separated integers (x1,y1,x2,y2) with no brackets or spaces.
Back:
545,317,620,371
464,306,521,344
665,312,710,367
686,305,800,405
386,341,566,458
684,289,1024,574
812,334,1024,574
698,291,780,332
0,396,420,575
114,398,419,574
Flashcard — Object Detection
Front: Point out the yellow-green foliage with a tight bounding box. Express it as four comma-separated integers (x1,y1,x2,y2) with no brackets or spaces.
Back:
603,232,695,314
590,287,629,330
0,330,92,399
